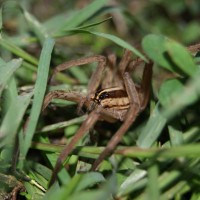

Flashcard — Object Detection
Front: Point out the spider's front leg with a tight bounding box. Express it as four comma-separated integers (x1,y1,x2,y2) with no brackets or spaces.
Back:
50,55,106,95
91,72,142,171
43,55,107,117
42,90,86,111
48,55,106,113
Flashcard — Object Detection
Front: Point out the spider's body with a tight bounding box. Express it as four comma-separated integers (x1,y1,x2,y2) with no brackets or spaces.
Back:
43,49,153,186
93,87,129,110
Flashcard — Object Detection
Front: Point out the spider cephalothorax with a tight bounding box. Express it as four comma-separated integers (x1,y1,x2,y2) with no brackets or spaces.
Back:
42,49,153,186
93,87,129,110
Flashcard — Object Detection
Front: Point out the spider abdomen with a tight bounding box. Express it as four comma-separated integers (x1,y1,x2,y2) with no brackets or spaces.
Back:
94,87,130,110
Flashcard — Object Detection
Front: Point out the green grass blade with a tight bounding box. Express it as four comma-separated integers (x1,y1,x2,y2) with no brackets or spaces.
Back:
23,9,48,43
0,93,32,146
74,172,105,192
19,38,55,168
158,79,184,107
38,115,86,134
168,124,184,146
0,7,2,30
146,164,160,200
89,31,147,61
53,0,108,34
0,37,38,65
69,66,88,83
137,103,167,148
0,58,22,95
0,94,32,144
74,17,112,30
0,75,32,167
1,77,18,118
117,169,146,197
55,29,147,61
161,181,189,199
32,141,200,160
43,174,115,200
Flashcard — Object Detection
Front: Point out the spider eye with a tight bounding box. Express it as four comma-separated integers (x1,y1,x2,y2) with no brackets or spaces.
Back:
99,92,109,100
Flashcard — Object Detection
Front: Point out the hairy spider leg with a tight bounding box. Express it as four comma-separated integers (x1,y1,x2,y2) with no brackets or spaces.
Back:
101,52,116,89
42,90,86,111
49,55,106,112
50,55,106,95
118,49,132,74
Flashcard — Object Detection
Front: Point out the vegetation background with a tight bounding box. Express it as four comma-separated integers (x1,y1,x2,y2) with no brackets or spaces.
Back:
1,0,200,199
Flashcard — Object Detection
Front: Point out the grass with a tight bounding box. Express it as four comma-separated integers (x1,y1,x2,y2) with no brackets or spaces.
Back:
1,0,200,199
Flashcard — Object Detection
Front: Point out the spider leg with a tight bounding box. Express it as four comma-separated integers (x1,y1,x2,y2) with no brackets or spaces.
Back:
91,72,141,171
42,90,86,111
118,49,132,74
101,52,117,88
49,107,102,187
50,55,106,94
139,62,153,110
86,56,106,95
49,55,106,112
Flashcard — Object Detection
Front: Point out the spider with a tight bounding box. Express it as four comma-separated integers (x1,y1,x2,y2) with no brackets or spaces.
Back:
42,49,153,186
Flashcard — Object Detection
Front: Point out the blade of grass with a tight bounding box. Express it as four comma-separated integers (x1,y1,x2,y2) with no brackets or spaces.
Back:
1,76,18,118
88,31,147,62
22,9,48,42
43,174,114,200
137,103,167,148
168,124,184,146
74,17,112,30
74,172,105,192
18,38,55,168
52,0,109,34
0,72,32,170
0,93,32,146
38,115,87,134
117,169,146,197
69,66,88,84
31,142,200,159
0,36,38,65
161,181,189,199
0,7,2,30
54,29,147,62
146,164,160,200
0,58,22,96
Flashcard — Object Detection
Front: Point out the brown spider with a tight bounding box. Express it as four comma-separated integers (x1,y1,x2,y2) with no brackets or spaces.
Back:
42,49,153,186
